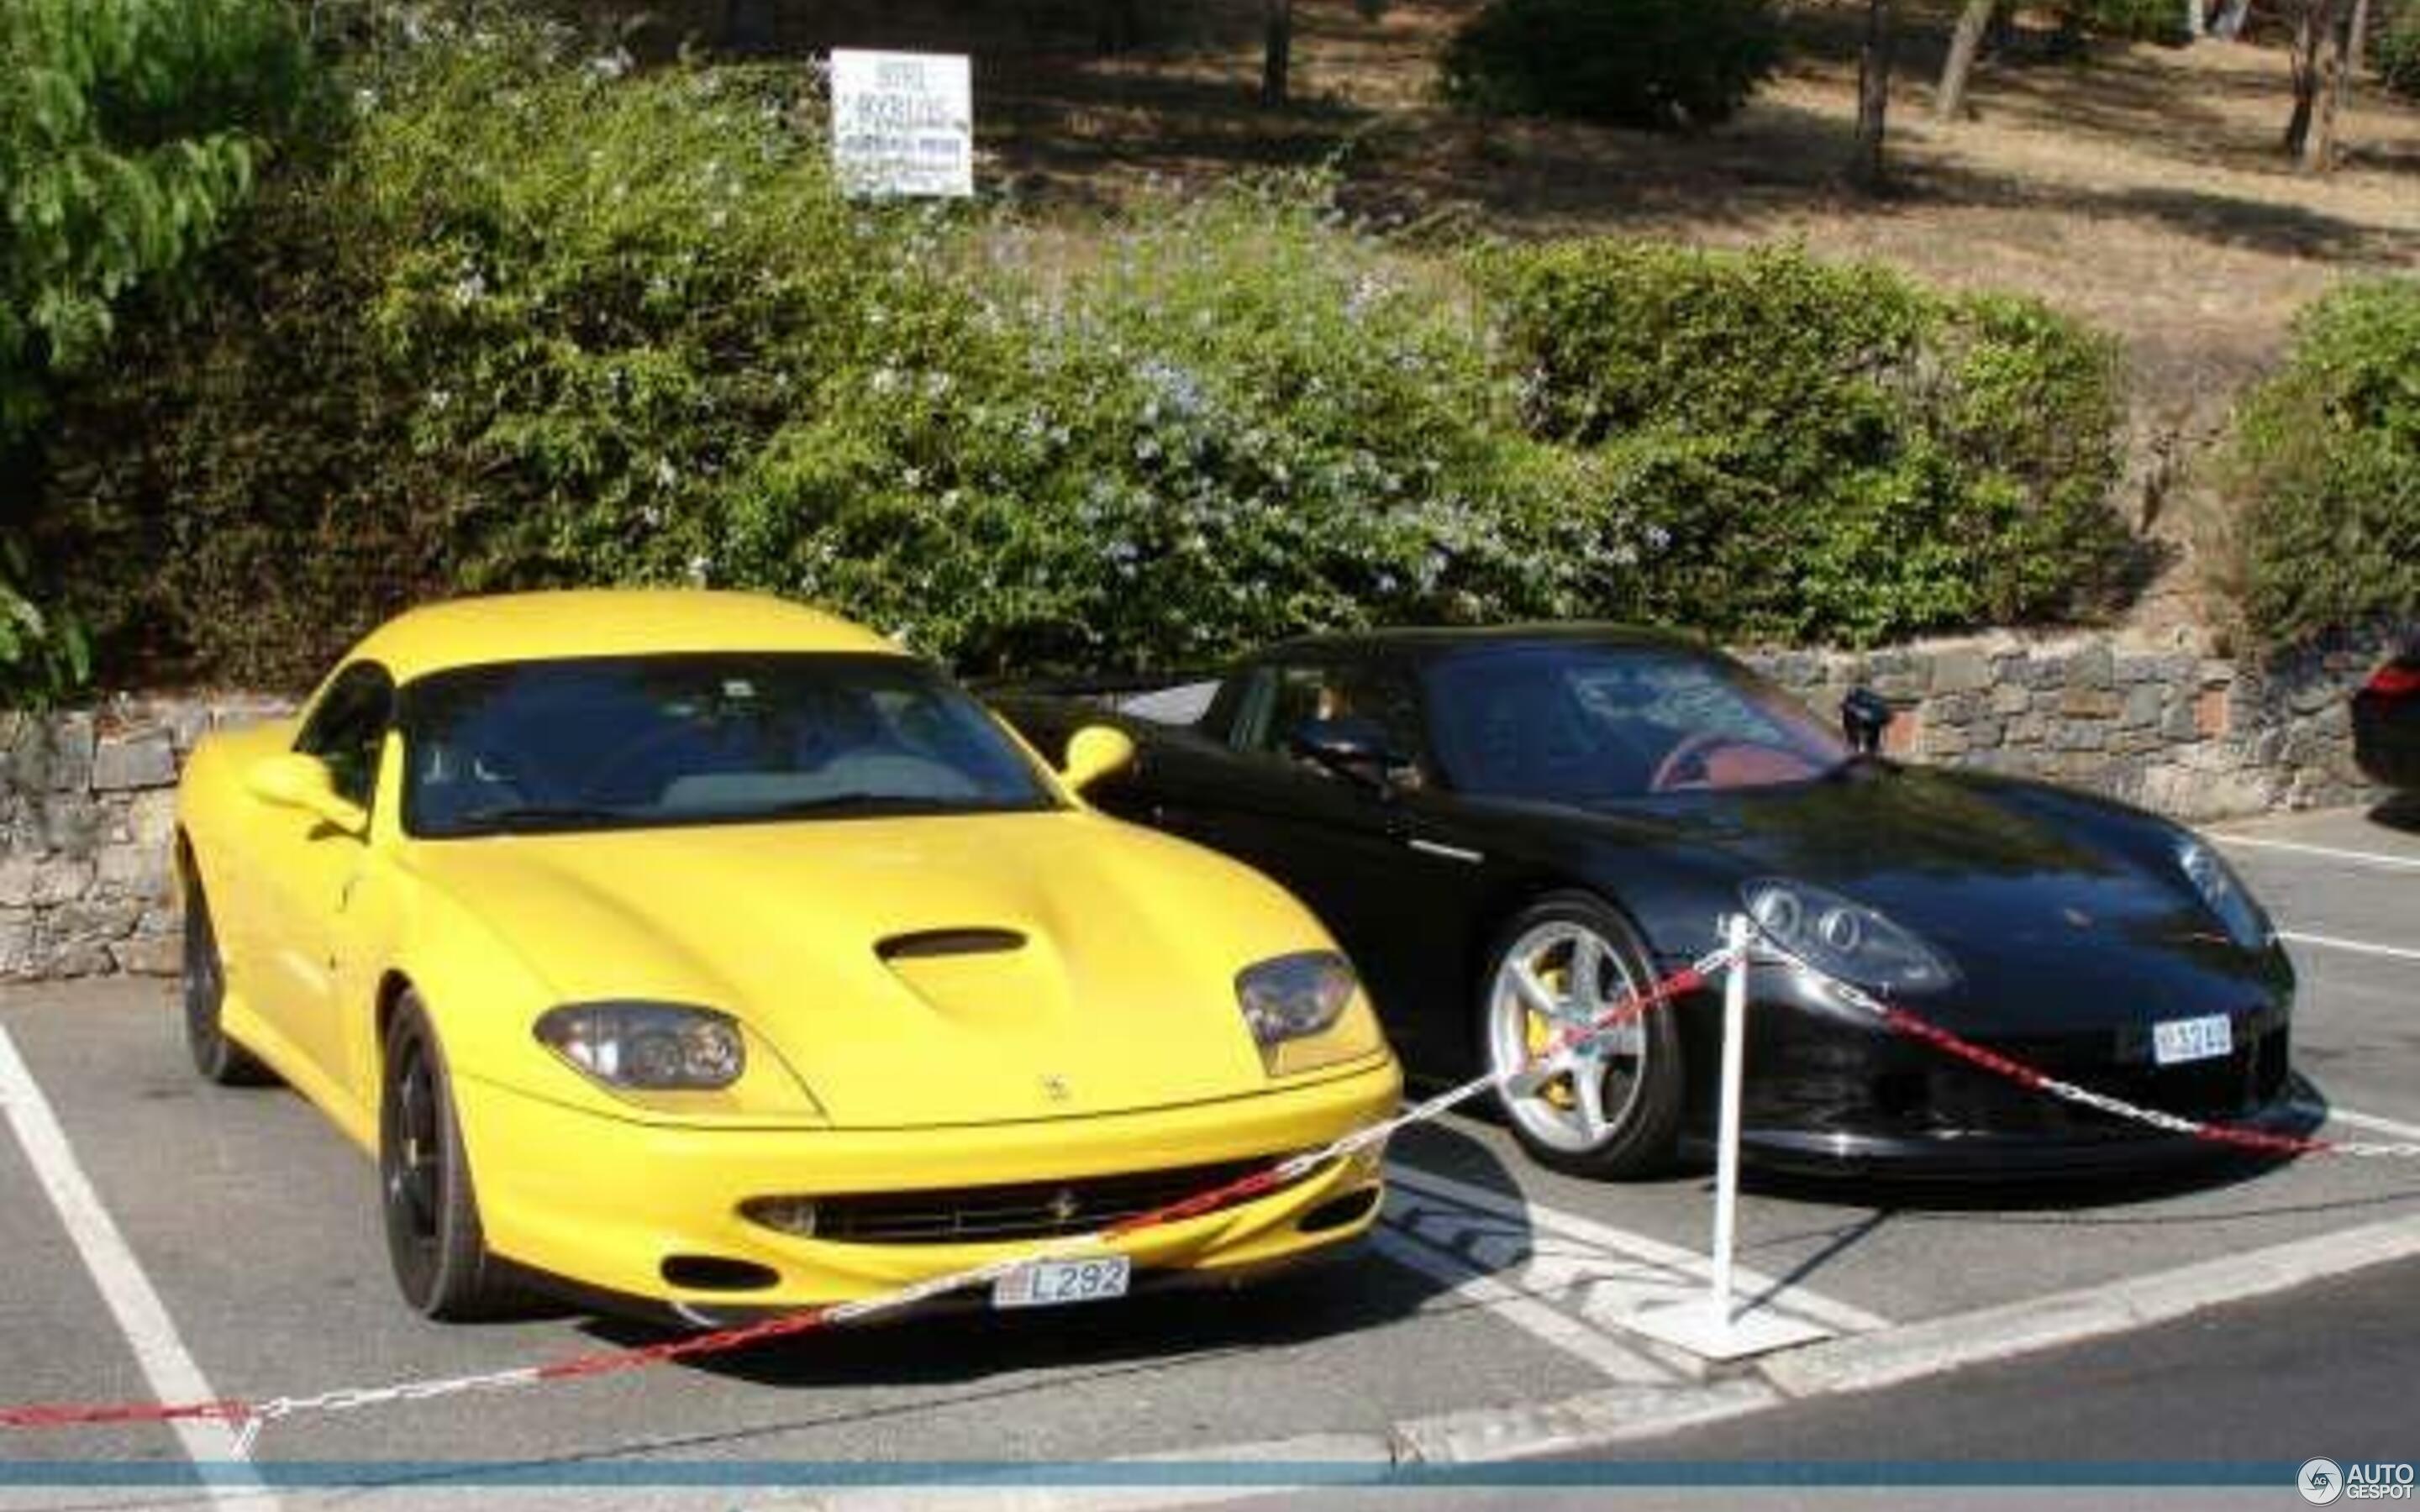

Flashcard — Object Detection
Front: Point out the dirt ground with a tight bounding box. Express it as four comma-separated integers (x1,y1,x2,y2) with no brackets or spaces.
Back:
954,0,2420,627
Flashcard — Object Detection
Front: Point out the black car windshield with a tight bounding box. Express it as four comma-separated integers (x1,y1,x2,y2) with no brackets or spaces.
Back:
400,654,1059,837
1423,643,1852,802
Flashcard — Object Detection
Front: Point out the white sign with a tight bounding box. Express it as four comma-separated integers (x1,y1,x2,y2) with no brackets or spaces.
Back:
829,49,973,199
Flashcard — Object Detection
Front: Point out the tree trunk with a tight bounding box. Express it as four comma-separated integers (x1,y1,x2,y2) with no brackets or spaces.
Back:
2302,0,2350,171
2186,0,2205,38
2347,0,2372,72
1936,0,1998,120
2284,0,2320,155
2284,0,2351,161
1850,0,1896,191
1260,0,1292,107
2212,0,2251,37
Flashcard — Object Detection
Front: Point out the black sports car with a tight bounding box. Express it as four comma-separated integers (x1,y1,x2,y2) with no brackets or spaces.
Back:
2353,644,2420,792
994,627,2301,1179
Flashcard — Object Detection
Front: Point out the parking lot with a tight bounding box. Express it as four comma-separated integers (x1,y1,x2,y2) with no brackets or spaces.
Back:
3,803,2417,1507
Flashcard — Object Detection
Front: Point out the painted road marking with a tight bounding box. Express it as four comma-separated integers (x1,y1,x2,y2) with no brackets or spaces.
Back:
1376,1165,1885,1377
1387,1164,1890,1335
2210,833,2420,872
0,1025,272,1501
2326,1106,2420,1144
2280,930,2420,964
1368,1222,1675,1385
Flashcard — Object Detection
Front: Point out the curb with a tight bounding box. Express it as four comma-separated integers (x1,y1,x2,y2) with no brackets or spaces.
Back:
1758,1209,2420,1400
785,1209,2420,1512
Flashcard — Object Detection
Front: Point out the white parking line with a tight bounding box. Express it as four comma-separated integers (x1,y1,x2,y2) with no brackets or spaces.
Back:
1387,1164,1890,1335
1368,1224,1676,1385
2279,930,2420,964
2326,1106,2420,1144
2210,833,2420,872
0,1025,272,1500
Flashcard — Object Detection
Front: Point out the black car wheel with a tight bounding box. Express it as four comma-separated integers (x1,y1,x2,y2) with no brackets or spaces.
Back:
181,866,274,1086
1482,895,1684,1179
381,992,521,1320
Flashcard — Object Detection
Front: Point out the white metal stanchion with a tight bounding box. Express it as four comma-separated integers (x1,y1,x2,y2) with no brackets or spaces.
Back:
1631,914,1832,1361
1709,909,1751,1326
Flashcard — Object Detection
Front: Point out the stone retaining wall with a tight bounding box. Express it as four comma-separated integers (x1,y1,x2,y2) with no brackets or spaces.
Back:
0,625,2399,983
2,696,293,981
1742,627,2391,822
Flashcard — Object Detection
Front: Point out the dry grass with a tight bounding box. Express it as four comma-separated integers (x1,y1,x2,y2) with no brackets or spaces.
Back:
960,0,2420,627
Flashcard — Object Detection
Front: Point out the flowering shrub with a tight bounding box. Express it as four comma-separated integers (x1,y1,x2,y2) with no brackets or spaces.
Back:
30,23,2138,686
724,185,1595,671
1440,0,1783,130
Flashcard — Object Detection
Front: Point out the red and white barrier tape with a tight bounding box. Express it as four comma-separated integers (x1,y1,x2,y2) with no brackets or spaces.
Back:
1744,927,2420,1161
2,948,1729,1456
15,929,2413,1452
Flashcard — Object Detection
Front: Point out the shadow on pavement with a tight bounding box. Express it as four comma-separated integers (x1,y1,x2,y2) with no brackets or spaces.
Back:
2366,793,2420,832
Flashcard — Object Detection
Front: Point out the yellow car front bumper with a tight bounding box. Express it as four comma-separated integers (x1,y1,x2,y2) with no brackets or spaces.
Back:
451,1055,1402,1314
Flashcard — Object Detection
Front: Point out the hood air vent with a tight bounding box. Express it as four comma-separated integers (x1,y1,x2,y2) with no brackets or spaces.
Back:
876,927,1028,961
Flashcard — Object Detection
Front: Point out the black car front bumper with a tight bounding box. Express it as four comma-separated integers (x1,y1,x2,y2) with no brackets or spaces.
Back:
1677,963,2301,1179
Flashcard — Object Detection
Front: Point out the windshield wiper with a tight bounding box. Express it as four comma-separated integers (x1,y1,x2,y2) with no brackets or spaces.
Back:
450,803,643,832
753,792,960,817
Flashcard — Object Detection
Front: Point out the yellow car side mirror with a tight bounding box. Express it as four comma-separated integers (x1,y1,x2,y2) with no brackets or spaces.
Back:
247,753,369,837
1060,725,1137,796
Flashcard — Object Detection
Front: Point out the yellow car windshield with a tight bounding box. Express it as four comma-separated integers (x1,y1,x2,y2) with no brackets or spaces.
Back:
397,653,1060,837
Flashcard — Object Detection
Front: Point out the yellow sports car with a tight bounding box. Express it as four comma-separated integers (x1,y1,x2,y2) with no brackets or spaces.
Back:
175,591,1398,1322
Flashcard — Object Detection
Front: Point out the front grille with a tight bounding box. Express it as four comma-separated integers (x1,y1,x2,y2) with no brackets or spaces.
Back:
1924,1018,2290,1137
757,1156,1313,1246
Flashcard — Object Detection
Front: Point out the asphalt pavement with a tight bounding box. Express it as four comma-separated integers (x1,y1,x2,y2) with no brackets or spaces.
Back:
1,802,2415,1510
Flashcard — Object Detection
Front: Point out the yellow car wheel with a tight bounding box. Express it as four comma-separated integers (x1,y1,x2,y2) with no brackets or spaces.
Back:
179,859,273,1088
381,993,524,1320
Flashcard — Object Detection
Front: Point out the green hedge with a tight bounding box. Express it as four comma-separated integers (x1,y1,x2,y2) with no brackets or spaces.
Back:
29,26,2141,690
38,32,897,685
34,28,1585,684
2060,0,2193,45
2,0,313,704
1439,0,1782,130
1476,241,2136,645
2380,11,2420,103
2227,278,2420,647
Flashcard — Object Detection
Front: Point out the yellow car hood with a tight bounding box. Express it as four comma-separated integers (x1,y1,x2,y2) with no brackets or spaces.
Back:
408,811,1350,1128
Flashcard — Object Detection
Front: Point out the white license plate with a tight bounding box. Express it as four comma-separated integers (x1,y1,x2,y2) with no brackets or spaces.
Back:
2152,1014,2233,1066
992,1255,1131,1310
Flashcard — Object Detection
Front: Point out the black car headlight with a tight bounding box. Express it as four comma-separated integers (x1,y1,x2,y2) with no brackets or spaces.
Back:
1236,952,1357,1073
1743,879,1955,995
534,1001,746,1090
2177,837,2270,949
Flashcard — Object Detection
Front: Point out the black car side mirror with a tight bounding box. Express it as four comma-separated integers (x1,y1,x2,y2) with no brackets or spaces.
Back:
1840,687,1897,755
1286,716,1409,792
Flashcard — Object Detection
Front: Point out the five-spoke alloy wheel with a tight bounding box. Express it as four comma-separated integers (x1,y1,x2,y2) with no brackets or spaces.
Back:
1481,894,1683,1178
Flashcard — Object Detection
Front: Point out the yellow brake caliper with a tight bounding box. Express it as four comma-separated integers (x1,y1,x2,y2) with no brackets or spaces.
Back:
1525,957,1578,1110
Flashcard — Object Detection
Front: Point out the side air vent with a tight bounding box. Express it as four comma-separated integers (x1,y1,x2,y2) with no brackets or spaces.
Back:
876,928,1028,961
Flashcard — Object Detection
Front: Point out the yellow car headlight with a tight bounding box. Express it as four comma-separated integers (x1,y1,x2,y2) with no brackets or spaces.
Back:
1236,952,1357,1074
534,1001,746,1091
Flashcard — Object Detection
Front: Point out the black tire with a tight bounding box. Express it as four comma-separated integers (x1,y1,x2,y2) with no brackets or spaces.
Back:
1480,893,1685,1179
381,992,522,1320
181,865,274,1087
